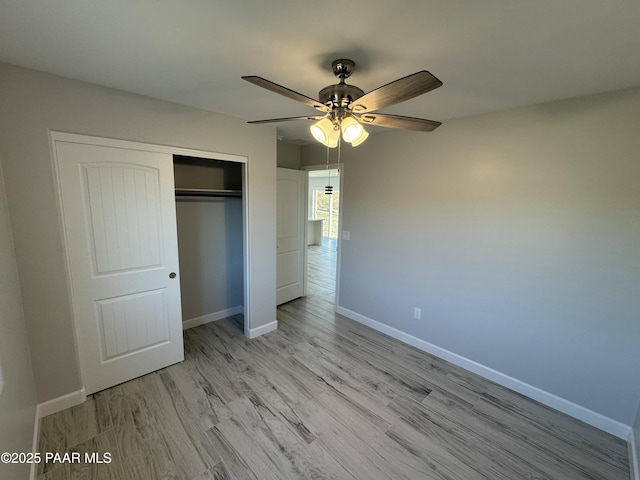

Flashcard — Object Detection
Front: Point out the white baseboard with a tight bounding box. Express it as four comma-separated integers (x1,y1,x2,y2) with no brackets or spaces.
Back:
37,387,86,419
31,388,86,479
248,320,278,339
182,306,244,330
336,306,631,440
630,428,640,480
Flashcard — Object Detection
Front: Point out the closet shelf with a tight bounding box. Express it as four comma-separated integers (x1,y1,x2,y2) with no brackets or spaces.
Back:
175,188,242,198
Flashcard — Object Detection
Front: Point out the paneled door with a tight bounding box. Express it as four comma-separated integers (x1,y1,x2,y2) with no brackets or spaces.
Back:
54,138,183,395
276,168,306,305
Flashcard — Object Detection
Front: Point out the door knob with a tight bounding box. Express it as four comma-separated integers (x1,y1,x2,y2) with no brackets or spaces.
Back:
169,272,176,279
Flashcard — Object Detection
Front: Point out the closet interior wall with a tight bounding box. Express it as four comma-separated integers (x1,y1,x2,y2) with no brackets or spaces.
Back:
173,155,244,330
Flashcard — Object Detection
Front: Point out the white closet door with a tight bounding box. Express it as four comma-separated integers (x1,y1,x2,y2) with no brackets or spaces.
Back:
55,140,183,395
276,168,306,305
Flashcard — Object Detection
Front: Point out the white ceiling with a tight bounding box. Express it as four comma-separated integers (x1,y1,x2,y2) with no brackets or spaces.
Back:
2,0,640,144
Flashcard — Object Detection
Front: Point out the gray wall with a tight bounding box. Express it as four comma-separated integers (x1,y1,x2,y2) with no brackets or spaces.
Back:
303,87,640,425
0,62,277,403
174,160,244,322
176,198,244,320
277,141,301,169
0,160,37,479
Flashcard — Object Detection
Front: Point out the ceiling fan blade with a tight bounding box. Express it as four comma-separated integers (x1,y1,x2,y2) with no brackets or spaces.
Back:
349,71,442,113
242,76,331,112
247,115,326,124
358,113,441,132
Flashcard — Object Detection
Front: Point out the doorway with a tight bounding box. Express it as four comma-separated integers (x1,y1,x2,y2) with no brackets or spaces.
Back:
173,155,245,334
304,165,343,308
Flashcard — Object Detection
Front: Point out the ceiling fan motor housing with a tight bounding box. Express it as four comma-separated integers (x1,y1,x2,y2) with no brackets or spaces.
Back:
319,59,365,109
319,83,365,109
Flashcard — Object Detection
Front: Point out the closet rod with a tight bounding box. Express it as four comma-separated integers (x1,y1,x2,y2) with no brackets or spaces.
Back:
175,188,242,198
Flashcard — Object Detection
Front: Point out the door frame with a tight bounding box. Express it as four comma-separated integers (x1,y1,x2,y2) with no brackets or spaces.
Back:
50,131,251,391
301,162,344,309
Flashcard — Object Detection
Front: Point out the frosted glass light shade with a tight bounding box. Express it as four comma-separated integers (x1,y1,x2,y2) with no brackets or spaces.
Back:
341,116,364,143
348,124,369,146
310,118,339,148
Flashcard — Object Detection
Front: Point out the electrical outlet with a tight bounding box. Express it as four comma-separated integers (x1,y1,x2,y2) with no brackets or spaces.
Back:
413,307,422,320
342,230,350,241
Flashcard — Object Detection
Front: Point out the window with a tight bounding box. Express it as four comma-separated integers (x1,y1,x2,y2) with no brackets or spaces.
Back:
309,169,340,239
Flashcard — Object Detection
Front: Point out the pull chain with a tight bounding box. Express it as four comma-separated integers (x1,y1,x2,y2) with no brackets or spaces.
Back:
325,139,333,195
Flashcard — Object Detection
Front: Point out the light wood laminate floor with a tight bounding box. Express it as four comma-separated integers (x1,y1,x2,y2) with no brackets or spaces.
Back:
37,240,629,479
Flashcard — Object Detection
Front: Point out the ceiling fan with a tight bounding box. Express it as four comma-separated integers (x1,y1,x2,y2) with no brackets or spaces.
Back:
242,59,443,147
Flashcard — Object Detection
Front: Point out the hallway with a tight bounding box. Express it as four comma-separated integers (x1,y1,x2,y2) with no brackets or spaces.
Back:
305,238,337,307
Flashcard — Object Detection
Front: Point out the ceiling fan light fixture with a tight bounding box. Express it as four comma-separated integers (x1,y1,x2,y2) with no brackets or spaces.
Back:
349,128,369,147
341,116,364,143
341,115,368,146
310,118,339,148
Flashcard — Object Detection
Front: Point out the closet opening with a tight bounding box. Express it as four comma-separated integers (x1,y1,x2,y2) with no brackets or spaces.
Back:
173,155,246,334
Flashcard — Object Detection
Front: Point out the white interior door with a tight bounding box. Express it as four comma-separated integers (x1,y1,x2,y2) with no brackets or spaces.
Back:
55,139,184,395
276,168,306,305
